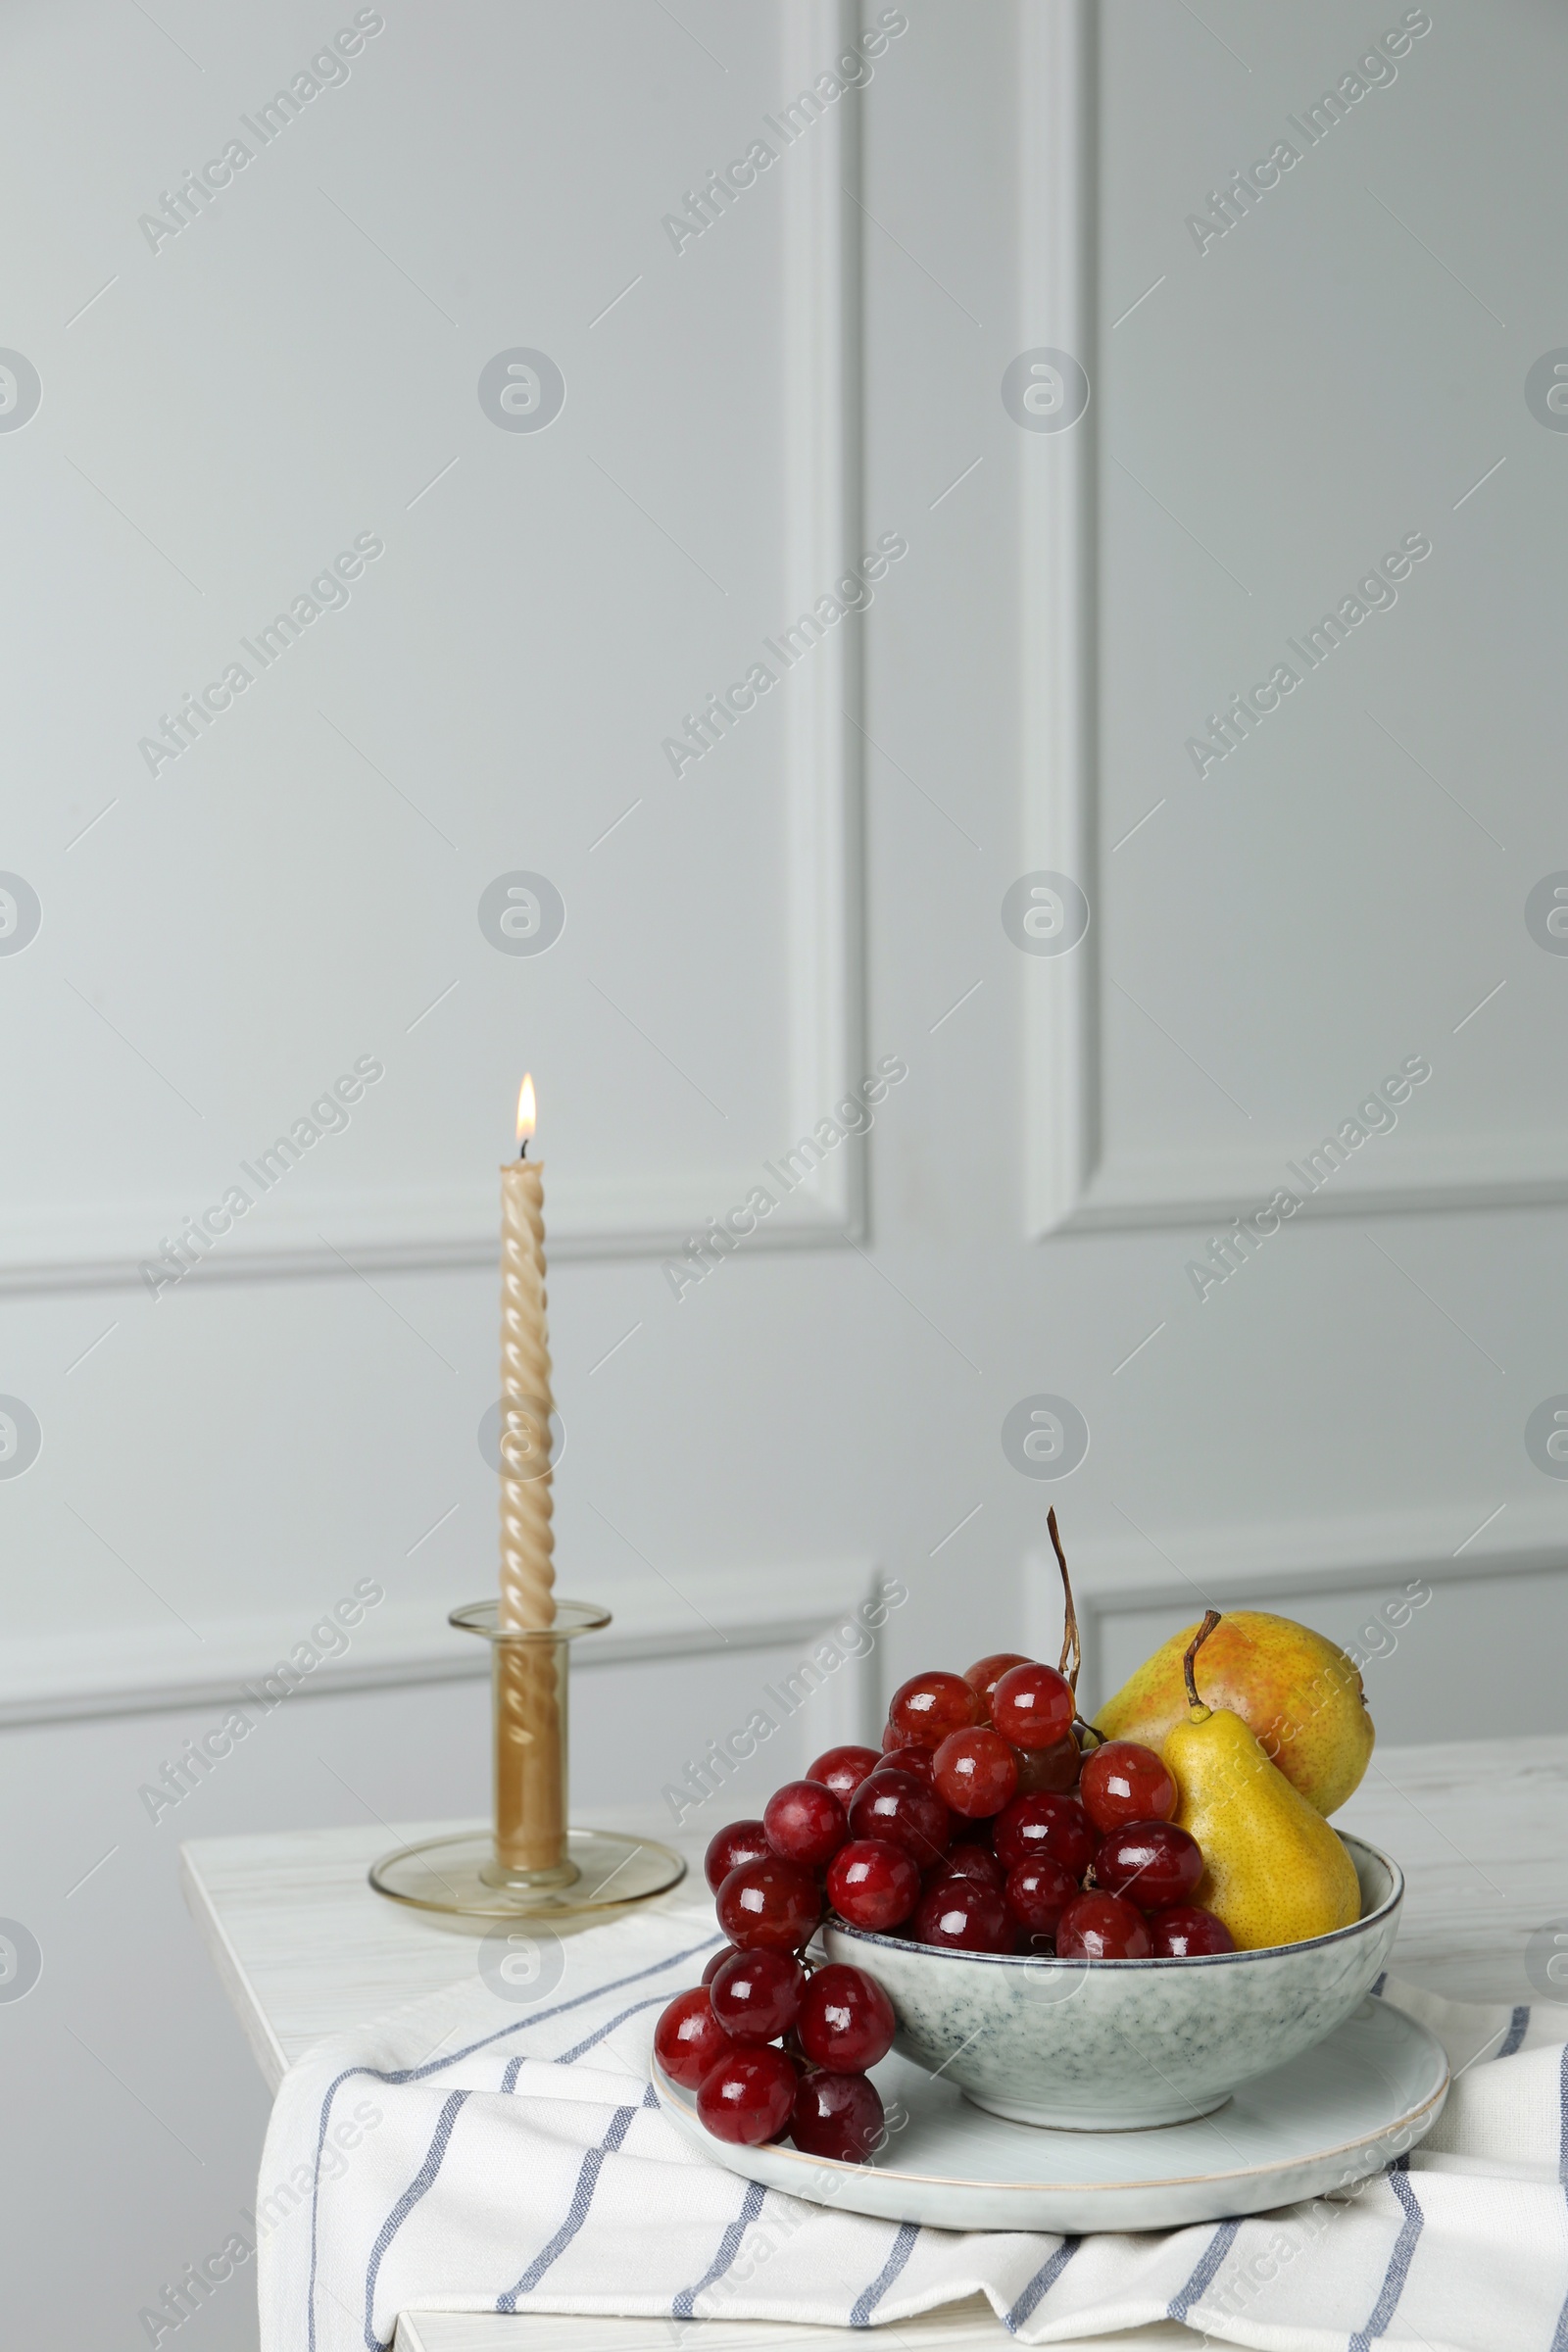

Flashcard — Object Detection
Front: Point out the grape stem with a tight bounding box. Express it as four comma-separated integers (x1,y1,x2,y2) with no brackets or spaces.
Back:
1048,1507,1080,1692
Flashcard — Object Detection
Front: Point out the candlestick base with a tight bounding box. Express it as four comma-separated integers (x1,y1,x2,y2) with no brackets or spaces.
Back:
369,1826,685,1928
368,1596,686,1930
478,1850,581,1892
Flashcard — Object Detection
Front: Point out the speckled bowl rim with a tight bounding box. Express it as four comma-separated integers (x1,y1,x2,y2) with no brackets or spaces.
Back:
825,1831,1402,1969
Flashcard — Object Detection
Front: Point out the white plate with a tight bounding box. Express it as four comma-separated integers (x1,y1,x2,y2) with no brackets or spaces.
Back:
652,1995,1448,2233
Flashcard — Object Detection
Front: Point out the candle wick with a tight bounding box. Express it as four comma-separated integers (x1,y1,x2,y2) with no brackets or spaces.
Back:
518,1140,528,1161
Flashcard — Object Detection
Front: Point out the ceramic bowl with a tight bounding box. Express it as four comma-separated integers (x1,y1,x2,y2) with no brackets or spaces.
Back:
821,1833,1402,2130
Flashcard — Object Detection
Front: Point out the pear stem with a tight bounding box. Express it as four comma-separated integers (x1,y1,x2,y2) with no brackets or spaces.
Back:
1183,1610,1222,1714
1048,1507,1080,1693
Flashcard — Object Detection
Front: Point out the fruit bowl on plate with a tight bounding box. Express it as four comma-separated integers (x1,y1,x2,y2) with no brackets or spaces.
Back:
656,1554,1407,2162
823,1832,1402,2130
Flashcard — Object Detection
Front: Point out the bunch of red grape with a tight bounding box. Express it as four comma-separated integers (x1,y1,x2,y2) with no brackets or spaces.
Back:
655,1949,896,2161
656,1653,1234,2157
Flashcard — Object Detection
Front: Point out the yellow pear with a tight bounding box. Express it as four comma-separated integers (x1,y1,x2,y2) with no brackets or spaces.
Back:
1095,1609,1373,1816
1163,1613,1362,1951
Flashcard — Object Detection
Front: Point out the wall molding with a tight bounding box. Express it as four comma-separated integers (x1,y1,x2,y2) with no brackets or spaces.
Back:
780,0,866,1250
1019,0,1101,1243
0,1556,881,1731
1043,1140,1568,1238
0,1173,858,1299
1014,1504,1568,1711
0,0,865,1300
1017,10,1568,1239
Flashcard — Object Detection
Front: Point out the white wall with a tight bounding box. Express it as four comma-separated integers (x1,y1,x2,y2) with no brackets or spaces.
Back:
1,1,1564,2343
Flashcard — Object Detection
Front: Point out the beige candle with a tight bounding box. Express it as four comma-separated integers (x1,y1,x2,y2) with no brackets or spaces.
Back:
499,1074,556,1631
494,1073,564,1876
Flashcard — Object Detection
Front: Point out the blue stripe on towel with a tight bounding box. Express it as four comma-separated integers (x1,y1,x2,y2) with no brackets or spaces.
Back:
850,2222,920,2326
1498,2004,1531,2059
559,1991,679,2065
1348,2163,1423,2352
510,2028,685,2096
671,2178,768,2318
495,2101,640,2309
306,1933,718,2352
361,2089,471,2352
1004,2238,1080,2331
1167,2219,1240,2324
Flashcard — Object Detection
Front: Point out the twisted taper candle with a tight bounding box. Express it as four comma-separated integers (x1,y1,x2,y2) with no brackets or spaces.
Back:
491,1150,566,1880
498,1158,556,1631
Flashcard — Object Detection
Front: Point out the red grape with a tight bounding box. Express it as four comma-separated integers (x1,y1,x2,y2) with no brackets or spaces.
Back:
911,1879,1011,1954
655,1986,733,2089
962,1652,1034,1722
879,1743,936,1786
710,1948,807,2042
932,1727,1019,1819
764,1779,849,1868
1149,1903,1235,1956
826,1838,920,1931
715,1857,822,1953
886,1670,980,1752
990,1662,1075,1751
705,1820,771,1894
928,1843,1004,1891
1094,1821,1203,1913
807,1745,883,1805
993,1789,1096,1879
791,2069,886,2163
1012,1738,1081,1794
1004,1856,1077,1937
848,1770,951,1868
702,1945,738,1985
1055,1891,1152,1961
698,2045,798,2144
798,1963,896,2071
1079,1740,1176,1834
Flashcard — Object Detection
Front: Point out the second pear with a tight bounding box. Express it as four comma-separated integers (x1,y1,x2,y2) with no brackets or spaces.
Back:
1164,1612,1362,1951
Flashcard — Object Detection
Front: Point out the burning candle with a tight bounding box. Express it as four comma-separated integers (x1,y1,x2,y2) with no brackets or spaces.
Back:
498,1073,556,1633
368,1068,688,1920
493,1073,564,1877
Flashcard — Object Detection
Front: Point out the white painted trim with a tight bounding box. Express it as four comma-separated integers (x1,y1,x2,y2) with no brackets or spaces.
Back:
779,0,866,1244
1016,15,1568,1239
0,1558,880,1729
1049,1151,1568,1233
1074,1553,1568,1715
1019,0,1100,1241
1013,1500,1568,1710
0,1,864,1298
0,1176,854,1299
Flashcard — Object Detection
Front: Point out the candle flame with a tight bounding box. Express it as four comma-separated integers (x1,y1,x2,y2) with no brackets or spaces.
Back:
515,1073,537,1146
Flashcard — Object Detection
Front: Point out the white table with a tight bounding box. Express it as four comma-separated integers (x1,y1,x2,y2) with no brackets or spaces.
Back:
181,1736,1568,2351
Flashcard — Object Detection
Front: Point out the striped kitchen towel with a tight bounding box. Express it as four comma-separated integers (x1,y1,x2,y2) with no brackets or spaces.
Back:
256,1900,1568,2352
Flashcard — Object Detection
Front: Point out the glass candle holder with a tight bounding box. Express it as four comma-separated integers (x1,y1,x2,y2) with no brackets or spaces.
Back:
476,1597,601,1888
369,1598,686,1927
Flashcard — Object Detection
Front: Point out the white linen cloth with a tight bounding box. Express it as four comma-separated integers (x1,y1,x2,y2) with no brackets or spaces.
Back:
257,1895,1568,2352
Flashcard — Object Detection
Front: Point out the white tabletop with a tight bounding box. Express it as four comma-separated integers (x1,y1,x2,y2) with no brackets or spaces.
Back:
180,1735,1568,2352
389,2301,1183,2352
